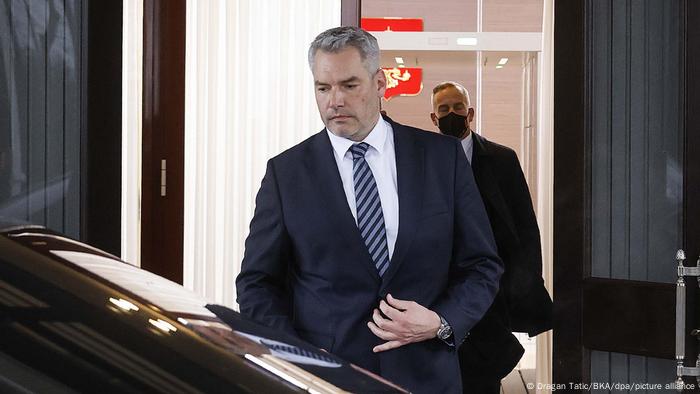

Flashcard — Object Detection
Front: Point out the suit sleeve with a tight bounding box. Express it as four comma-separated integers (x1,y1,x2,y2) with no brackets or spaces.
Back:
502,150,553,335
431,141,504,345
235,160,297,337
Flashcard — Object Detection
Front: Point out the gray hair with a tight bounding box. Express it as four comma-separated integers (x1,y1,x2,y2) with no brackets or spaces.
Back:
308,26,380,75
431,81,472,107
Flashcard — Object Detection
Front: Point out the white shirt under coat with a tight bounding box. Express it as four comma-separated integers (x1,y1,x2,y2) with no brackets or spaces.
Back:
461,131,474,164
326,117,399,260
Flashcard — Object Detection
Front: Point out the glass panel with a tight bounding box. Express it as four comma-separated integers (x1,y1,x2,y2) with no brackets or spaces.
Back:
588,0,683,387
362,0,478,32
378,49,539,212
378,50,478,131
362,0,544,33
482,0,544,32
480,52,536,167
0,0,82,237
590,351,676,392
589,0,683,284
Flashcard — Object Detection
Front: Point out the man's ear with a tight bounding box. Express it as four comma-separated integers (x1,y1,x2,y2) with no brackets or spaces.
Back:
376,69,387,98
430,113,439,127
467,107,475,124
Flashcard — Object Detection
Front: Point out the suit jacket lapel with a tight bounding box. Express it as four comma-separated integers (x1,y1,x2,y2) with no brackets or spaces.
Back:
307,131,381,284
380,119,424,291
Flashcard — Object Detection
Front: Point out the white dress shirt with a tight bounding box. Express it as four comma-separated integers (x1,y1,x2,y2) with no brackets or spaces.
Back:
461,131,474,164
327,117,399,259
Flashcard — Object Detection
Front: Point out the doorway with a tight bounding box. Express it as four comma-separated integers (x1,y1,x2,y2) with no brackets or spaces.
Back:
554,0,700,390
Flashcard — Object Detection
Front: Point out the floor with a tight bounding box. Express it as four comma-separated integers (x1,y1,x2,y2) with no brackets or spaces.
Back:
502,369,536,394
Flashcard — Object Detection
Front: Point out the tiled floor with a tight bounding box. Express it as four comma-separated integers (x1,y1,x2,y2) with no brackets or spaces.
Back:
502,369,536,394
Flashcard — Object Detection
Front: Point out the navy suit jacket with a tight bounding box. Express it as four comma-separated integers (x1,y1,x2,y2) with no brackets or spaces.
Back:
236,117,503,394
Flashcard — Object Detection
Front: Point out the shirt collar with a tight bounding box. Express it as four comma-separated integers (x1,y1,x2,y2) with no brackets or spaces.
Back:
461,131,474,162
327,115,387,158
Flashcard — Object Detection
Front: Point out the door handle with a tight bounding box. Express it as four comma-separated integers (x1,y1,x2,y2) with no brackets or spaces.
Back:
675,249,700,390
160,159,167,197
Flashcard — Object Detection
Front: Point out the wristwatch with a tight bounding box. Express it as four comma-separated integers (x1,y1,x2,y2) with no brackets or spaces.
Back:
436,315,453,341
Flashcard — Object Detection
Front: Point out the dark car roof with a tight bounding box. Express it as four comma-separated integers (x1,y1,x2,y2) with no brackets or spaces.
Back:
0,226,407,394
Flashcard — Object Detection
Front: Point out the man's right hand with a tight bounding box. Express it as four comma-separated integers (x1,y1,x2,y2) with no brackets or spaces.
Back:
367,294,442,352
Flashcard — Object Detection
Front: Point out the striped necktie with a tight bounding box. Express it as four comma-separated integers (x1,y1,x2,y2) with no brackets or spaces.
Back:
350,143,390,276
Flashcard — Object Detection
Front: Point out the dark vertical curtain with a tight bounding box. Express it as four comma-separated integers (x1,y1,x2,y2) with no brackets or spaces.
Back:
0,0,83,238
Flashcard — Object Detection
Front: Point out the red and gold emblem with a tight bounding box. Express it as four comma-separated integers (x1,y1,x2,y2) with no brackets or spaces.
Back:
382,67,423,100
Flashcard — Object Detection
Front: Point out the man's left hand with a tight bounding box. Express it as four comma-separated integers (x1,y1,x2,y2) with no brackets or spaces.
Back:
367,294,441,352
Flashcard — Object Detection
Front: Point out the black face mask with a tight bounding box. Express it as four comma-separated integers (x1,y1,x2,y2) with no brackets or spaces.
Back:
437,112,468,139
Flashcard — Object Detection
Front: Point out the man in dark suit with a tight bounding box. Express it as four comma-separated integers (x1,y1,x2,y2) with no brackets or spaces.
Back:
430,81,554,393
236,27,503,394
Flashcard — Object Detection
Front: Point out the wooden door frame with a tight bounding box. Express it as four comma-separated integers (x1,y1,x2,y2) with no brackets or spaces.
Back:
554,0,700,384
81,1,123,257
141,0,186,283
553,0,588,383
342,0,361,26
685,2,700,387
685,0,700,291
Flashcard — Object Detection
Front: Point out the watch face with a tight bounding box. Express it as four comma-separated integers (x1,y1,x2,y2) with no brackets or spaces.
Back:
437,316,452,340
438,325,452,340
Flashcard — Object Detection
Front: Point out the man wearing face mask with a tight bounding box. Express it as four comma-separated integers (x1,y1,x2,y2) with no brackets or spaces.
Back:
430,81,553,394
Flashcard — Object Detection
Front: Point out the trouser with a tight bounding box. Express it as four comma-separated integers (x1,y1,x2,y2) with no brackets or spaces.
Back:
461,372,502,394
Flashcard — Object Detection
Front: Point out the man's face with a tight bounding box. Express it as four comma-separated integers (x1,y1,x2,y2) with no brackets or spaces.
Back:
312,47,386,141
430,86,474,130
